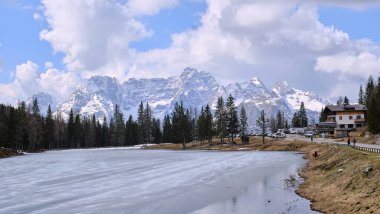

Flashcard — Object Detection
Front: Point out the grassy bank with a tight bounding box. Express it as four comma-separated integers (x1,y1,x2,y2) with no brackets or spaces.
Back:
297,143,380,214
146,137,380,214
0,148,22,159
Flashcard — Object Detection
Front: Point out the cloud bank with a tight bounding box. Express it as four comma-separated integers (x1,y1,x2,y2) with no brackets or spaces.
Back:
2,0,380,104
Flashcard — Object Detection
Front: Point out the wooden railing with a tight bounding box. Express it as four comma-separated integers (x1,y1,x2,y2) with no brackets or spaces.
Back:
334,143,380,153
353,146,380,153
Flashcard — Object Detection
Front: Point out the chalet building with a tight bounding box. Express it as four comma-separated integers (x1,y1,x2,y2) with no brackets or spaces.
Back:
317,104,367,137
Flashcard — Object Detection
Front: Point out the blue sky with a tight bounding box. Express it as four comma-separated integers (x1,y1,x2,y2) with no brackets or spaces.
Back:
0,0,206,83
319,6,380,43
1,0,380,102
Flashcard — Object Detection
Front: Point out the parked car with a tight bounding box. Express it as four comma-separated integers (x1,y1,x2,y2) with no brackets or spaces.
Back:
273,132,286,138
304,131,314,138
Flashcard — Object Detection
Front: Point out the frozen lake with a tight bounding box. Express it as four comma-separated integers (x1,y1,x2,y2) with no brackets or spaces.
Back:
0,149,318,214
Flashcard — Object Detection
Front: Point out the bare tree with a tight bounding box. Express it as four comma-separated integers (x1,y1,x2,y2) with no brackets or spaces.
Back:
256,110,268,144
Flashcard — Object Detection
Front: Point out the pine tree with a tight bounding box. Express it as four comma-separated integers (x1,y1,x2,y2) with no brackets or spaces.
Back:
162,115,172,143
144,102,153,144
358,85,365,105
276,110,283,130
292,112,300,127
44,105,55,149
256,110,268,144
54,111,66,149
225,95,240,143
137,102,145,144
171,102,188,149
204,104,213,145
89,114,97,147
151,118,162,144
95,119,102,147
364,76,375,106
214,96,226,143
73,114,82,148
240,105,248,137
319,107,327,122
67,109,75,148
270,116,277,133
110,104,125,146
15,102,28,151
284,120,290,130
299,102,308,127
125,115,139,145
28,98,44,152
197,107,206,144
101,116,108,147
367,78,380,134
343,96,350,106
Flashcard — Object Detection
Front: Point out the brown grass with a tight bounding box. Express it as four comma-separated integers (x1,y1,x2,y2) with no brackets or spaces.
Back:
297,144,380,214
146,137,380,214
0,148,21,159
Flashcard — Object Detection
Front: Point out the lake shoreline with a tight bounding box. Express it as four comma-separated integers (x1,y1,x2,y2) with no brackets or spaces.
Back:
146,137,380,214
0,148,23,159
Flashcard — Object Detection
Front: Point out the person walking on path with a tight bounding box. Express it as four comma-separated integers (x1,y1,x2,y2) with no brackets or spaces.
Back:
347,137,351,146
353,138,356,146
311,135,314,142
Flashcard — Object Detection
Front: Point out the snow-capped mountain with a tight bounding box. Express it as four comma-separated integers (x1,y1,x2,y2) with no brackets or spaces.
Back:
273,81,328,123
273,81,326,112
27,68,328,127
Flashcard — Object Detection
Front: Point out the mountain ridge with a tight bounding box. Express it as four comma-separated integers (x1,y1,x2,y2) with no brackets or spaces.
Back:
27,67,329,128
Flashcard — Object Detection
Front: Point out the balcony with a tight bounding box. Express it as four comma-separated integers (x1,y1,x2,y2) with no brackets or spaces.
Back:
354,118,366,123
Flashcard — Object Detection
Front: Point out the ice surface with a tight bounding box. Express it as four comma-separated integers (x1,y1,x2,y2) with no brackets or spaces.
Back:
0,149,318,214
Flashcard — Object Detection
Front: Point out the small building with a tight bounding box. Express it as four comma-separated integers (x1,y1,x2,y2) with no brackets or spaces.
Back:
317,104,367,137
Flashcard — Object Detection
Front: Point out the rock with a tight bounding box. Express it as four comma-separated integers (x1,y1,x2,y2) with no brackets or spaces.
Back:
363,166,373,176
338,168,343,173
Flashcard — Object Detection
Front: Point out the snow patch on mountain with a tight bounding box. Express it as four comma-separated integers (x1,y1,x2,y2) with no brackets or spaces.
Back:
26,68,328,127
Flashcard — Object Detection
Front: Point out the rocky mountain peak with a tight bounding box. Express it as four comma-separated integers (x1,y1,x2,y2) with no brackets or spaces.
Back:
273,81,295,96
27,67,328,127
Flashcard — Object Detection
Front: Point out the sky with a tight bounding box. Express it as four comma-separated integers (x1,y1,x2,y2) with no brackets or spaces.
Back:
1,0,380,104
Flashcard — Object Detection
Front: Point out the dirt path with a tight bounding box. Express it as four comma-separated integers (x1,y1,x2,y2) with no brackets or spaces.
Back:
286,134,380,150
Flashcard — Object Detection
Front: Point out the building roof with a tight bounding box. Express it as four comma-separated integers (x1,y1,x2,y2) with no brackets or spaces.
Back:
325,104,367,112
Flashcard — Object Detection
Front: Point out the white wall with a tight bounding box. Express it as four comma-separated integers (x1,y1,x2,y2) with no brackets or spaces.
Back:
335,113,365,128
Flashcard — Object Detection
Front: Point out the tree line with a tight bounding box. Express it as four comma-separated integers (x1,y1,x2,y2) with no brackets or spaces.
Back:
362,76,380,134
0,94,252,152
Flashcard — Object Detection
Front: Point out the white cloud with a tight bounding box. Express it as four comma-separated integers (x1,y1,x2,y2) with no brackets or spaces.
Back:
40,0,151,79
315,51,380,78
127,1,353,84
44,61,54,69
20,0,380,103
0,61,80,104
37,68,80,99
33,12,43,21
127,0,179,15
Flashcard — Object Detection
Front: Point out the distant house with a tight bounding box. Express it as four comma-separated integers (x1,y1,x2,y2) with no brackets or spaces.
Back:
317,104,367,137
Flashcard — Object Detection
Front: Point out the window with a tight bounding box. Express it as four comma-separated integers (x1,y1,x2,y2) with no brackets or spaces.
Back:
339,116,342,120
349,116,353,120
356,115,361,119
339,124,345,129
348,124,354,128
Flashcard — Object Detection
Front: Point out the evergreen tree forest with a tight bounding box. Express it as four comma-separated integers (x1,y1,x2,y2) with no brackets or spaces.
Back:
0,94,252,152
